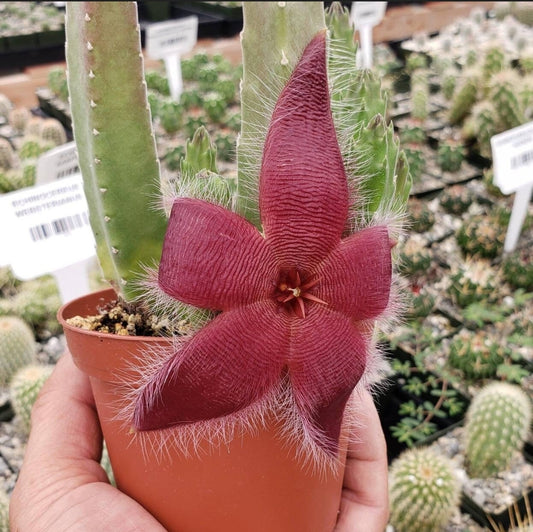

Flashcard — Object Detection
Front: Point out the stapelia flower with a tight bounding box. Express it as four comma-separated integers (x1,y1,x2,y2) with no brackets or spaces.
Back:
134,31,392,456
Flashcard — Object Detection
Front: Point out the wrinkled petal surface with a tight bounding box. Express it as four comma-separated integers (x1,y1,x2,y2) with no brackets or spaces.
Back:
134,300,287,431
159,198,277,311
287,306,367,455
259,32,349,271
315,226,392,320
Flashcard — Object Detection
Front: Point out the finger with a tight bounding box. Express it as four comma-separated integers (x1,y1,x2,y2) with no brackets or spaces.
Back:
335,389,389,532
26,351,104,468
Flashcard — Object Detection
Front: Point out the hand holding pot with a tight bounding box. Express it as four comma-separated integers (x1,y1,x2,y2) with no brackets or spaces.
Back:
10,351,389,532
9,353,166,532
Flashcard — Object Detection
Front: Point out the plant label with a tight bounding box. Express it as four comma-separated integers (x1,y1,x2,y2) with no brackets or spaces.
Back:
146,16,199,101
0,175,95,299
351,2,387,69
491,122,533,252
36,141,79,185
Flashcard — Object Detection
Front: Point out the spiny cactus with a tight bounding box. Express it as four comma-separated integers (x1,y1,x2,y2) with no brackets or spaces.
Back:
214,132,235,162
439,184,473,215
26,116,43,137
0,137,15,171
411,69,429,122
403,143,426,183
40,117,67,147
406,52,429,73
0,316,37,386
398,236,432,278
407,197,435,233
456,212,507,259
158,101,183,134
448,69,480,125
47,66,69,102
203,91,227,123
464,382,532,478
437,141,465,173
464,100,497,159
18,137,45,160
406,286,436,320
10,364,54,435
441,68,458,100
144,70,170,96
9,107,31,134
448,259,496,307
398,124,426,145
501,248,533,291
448,329,506,380
389,447,461,532
482,45,508,80
489,69,525,131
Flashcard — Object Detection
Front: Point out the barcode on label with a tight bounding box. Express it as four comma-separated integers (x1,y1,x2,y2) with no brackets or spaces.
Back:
511,149,533,169
29,212,89,242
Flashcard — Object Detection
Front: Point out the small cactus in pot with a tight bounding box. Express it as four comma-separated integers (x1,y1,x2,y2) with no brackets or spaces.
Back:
437,140,465,173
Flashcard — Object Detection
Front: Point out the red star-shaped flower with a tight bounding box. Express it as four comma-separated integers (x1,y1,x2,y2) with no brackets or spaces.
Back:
133,31,392,456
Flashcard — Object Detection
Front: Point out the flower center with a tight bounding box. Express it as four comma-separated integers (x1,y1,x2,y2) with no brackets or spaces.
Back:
274,268,327,319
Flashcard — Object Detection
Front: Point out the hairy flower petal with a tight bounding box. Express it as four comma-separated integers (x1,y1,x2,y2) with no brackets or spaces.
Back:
288,306,367,455
159,198,277,311
259,31,349,271
134,301,287,431
316,226,392,320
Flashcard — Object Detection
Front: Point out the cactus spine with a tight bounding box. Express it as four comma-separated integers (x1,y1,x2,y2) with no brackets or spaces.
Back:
66,2,168,302
464,382,532,478
0,316,37,386
10,364,54,435
389,447,461,532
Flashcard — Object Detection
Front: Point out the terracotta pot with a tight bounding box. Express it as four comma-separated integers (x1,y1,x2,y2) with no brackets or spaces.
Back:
58,288,347,532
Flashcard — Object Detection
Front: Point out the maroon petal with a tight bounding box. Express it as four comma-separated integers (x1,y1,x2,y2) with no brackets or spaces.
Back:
159,198,277,311
316,226,391,320
287,306,367,455
259,31,349,271
134,300,287,431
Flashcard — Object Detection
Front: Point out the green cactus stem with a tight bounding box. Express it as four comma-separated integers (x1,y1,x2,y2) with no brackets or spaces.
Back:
437,141,465,173
389,447,460,532
0,138,15,171
237,2,326,228
448,69,480,125
66,2,168,302
464,382,532,478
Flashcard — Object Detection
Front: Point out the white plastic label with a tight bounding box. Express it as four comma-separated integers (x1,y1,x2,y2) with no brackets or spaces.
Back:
491,121,533,194
0,174,95,280
36,141,79,185
351,2,387,29
145,16,198,59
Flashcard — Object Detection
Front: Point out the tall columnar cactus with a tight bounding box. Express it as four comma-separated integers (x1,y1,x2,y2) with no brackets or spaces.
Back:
389,447,461,532
448,69,480,125
65,2,168,302
482,45,507,80
489,69,524,131
464,382,532,478
0,316,37,386
465,100,497,159
411,68,429,122
9,364,54,435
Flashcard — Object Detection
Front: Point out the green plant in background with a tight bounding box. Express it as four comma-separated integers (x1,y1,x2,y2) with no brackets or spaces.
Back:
9,363,54,435
463,99,498,159
464,382,532,478
405,52,429,73
407,197,435,233
398,236,432,277
482,45,508,80
145,70,170,96
448,68,480,125
47,66,69,102
0,316,37,386
403,143,426,183
399,124,426,145
203,91,227,123
0,138,15,171
411,68,429,122
388,446,461,532
441,68,458,100
158,101,184,135
390,358,465,447
40,117,67,147
162,144,185,172
405,286,436,320
502,248,533,291
448,259,496,307
456,211,508,259
437,140,465,173
448,329,508,380
214,132,235,162
489,69,525,130
18,137,44,160
9,107,30,134
439,183,473,215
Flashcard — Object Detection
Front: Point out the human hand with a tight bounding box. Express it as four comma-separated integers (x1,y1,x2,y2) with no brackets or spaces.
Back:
9,352,166,532
335,390,390,532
